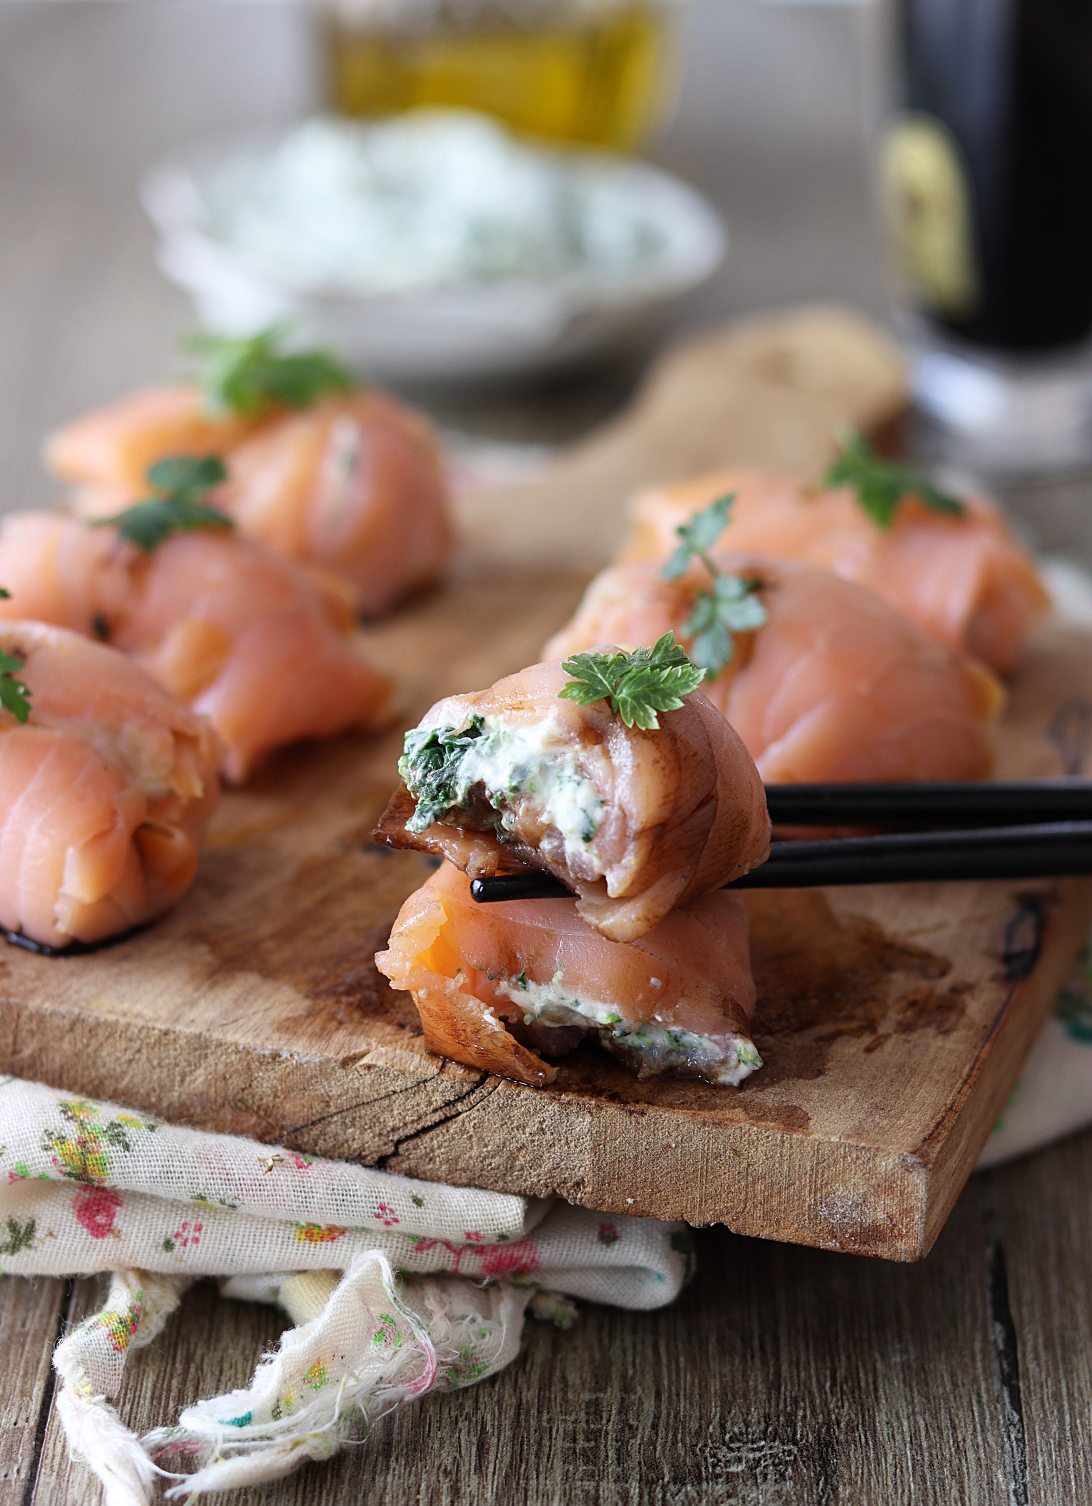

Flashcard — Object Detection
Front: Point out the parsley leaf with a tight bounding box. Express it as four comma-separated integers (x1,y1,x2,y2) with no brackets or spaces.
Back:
683,573,768,677
662,492,735,581
0,650,31,723
399,716,487,831
822,429,964,528
94,454,234,553
189,325,354,418
657,491,768,680
558,634,705,730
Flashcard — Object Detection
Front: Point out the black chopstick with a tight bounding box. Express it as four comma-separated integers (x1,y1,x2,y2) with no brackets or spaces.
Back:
470,821,1092,902
766,780,1092,829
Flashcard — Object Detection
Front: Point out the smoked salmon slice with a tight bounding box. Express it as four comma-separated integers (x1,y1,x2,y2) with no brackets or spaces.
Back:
374,655,770,943
375,862,760,1088
544,557,1003,784
0,621,219,948
620,468,1048,674
0,513,395,783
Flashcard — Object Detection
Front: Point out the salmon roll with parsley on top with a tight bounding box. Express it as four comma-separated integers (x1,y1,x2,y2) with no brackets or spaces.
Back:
0,458,395,782
547,494,1002,785
619,438,1047,675
375,861,761,1088
374,642,770,944
56,328,452,617
0,622,218,948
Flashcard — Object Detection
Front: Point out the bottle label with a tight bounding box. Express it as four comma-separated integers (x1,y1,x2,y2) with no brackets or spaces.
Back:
882,112,979,318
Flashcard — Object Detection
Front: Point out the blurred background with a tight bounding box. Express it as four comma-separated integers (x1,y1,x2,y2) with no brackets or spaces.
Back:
2,0,1091,556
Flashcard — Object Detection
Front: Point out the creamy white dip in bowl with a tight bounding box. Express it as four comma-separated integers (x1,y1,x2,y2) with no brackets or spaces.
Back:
142,112,726,382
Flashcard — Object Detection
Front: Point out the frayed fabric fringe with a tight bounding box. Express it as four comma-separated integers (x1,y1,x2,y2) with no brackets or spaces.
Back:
53,1256,574,1501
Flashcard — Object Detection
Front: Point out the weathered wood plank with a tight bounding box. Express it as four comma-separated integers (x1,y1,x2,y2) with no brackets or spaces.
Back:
23,1157,1064,1506
991,1130,1092,1506
28,1276,266,1506
0,1275,68,1506
29,1278,102,1506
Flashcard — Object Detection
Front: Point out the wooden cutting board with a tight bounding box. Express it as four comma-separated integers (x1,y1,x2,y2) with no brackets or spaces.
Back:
2,305,1088,1262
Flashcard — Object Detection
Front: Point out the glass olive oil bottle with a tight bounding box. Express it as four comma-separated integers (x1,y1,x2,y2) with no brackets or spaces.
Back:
326,0,672,152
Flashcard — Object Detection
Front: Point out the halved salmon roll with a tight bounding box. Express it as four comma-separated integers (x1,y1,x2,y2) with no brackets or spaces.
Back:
374,656,770,943
544,557,1003,784
56,388,452,618
0,622,219,948
0,513,395,783
620,468,1048,674
375,862,760,1088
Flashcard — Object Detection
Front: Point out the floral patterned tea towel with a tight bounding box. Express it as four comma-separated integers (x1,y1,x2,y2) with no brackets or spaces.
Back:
0,1076,692,1504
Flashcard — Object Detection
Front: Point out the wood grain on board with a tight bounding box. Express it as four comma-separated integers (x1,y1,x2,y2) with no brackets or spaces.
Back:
0,305,1084,1262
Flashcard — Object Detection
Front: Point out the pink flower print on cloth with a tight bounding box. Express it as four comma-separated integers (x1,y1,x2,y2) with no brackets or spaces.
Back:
73,1187,122,1240
478,1239,540,1280
164,1220,203,1253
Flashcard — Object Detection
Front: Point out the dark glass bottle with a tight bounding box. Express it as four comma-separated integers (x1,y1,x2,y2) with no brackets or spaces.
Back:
893,0,1092,353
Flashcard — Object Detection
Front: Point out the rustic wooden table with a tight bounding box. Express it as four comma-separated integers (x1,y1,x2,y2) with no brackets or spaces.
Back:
3,5,1092,1503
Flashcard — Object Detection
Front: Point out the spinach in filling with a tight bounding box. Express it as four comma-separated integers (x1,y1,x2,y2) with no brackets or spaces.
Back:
399,716,486,832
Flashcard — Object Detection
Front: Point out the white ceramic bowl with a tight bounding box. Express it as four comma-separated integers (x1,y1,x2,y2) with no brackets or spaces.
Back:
142,133,727,383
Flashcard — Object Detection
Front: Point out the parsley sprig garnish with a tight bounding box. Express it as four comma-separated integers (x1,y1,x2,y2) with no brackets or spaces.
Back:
190,325,354,417
558,634,705,730
822,429,964,528
660,492,768,679
94,455,235,553
0,647,31,724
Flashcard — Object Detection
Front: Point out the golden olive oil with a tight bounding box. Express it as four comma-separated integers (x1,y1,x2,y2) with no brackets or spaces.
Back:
327,3,670,152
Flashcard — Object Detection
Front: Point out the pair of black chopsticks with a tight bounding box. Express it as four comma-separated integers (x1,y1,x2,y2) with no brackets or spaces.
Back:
471,780,1092,903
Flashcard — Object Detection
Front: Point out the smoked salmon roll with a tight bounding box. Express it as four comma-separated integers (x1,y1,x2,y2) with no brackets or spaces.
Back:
213,391,452,617
375,651,770,943
544,557,1003,784
0,622,219,948
0,512,395,783
55,388,452,618
375,862,761,1088
620,467,1048,674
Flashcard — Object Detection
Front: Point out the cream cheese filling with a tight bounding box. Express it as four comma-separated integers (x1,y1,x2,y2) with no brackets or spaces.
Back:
497,972,762,1087
405,713,606,871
